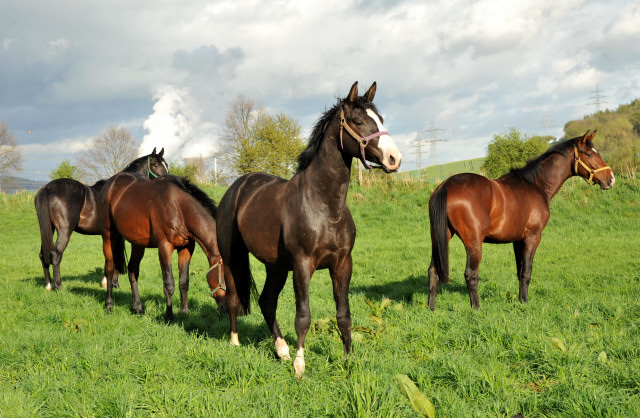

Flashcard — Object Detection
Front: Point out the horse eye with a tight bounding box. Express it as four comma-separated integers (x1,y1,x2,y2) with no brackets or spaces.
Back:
354,120,363,126
586,153,592,158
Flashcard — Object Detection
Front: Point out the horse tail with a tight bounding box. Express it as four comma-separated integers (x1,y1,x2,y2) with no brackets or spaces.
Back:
233,246,258,316
429,184,450,283
34,188,53,265
112,233,128,275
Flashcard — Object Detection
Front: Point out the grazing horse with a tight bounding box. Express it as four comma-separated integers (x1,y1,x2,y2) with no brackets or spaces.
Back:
428,131,614,310
99,173,226,321
35,148,168,290
216,81,402,377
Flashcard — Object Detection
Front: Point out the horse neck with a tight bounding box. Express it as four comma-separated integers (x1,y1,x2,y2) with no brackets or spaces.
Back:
182,203,220,262
123,159,146,176
529,151,573,200
295,122,352,215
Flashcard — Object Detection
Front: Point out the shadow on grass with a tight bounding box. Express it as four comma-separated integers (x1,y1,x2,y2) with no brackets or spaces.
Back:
50,275,271,349
350,274,469,302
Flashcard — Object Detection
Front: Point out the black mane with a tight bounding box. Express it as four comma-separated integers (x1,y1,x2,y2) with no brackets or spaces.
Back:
166,175,217,219
296,95,378,172
510,136,589,183
122,155,149,173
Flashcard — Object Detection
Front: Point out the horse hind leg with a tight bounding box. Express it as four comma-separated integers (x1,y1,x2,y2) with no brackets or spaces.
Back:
224,246,252,347
127,245,145,314
50,227,73,290
259,267,290,360
464,242,483,310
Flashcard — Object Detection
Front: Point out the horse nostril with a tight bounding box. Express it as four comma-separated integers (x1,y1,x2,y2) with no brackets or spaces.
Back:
389,155,396,166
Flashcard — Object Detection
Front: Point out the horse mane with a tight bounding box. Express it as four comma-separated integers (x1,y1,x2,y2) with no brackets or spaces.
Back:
121,155,148,172
296,95,379,172
510,135,591,183
166,175,218,219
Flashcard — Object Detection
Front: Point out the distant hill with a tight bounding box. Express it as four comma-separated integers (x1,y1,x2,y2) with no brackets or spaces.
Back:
401,157,486,183
0,176,47,194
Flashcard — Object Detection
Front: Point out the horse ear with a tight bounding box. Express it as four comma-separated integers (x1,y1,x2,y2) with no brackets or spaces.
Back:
347,81,358,103
158,147,164,157
579,130,590,145
587,130,597,141
151,147,157,155
364,82,377,102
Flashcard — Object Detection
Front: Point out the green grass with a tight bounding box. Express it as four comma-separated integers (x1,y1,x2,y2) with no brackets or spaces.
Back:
1,177,639,416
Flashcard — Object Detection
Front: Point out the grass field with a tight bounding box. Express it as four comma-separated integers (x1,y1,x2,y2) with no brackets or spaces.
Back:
0,176,639,416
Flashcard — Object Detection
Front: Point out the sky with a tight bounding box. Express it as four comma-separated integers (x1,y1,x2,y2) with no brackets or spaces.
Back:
2,0,639,181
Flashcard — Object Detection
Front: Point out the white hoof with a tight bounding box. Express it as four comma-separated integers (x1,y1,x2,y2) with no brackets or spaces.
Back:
45,283,52,291
275,337,290,360
101,276,107,289
230,331,240,347
293,348,305,378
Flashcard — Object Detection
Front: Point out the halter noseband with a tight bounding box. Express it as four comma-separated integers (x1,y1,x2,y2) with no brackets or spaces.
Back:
147,157,159,179
207,259,226,297
339,108,389,170
573,145,611,185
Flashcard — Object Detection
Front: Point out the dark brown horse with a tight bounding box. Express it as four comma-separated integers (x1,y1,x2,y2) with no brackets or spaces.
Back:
99,173,226,321
35,148,168,290
428,131,614,310
216,82,402,377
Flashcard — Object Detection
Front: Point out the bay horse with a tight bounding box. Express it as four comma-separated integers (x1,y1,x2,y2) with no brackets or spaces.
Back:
99,173,226,321
216,81,402,377
35,148,168,290
428,131,614,310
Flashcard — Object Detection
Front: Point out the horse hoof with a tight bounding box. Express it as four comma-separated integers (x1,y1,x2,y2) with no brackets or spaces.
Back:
294,356,305,378
275,337,290,360
45,283,52,291
230,332,240,346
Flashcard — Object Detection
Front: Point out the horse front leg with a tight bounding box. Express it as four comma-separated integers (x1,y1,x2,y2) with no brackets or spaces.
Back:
428,259,439,310
517,234,541,303
158,242,176,322
259,267,290,360
177,243,195,315
330,255,353,357
292,261,314,378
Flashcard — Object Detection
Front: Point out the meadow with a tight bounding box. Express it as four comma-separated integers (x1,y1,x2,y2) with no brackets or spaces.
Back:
0,176,638,416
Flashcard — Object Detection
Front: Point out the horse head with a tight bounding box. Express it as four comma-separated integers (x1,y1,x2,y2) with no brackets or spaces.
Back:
339,82,402,172
146,147,169,178
573,131,615,190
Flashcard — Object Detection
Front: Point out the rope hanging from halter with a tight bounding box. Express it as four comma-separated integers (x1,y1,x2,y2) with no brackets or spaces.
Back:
147,157,159,179
207,258,226,297
339,108,389,170
573,145,611,185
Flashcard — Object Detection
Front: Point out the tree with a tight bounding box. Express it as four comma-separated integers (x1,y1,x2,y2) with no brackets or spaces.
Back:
168,161,200,183
0,120,23,176
482,128,550,178
50,159,81,180
221,95,305,178
76,126,138,182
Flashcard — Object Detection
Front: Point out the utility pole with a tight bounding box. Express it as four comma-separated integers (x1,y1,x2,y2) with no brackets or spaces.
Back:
422,126,446,167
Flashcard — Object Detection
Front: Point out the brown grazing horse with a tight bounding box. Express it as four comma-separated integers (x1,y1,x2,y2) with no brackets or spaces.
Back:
216,81,402,377
35,148,168,290
98,173,226,321
428,131,614,310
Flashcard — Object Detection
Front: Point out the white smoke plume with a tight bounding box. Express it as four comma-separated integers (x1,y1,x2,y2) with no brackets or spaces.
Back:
139,84,219,162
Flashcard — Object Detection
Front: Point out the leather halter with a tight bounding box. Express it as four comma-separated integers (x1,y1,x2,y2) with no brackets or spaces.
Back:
207,258,226,297
339,108,389,170
573,144,611,185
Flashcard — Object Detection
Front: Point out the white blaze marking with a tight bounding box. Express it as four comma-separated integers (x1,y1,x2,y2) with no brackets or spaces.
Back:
591,147,599,154
365,109,402,167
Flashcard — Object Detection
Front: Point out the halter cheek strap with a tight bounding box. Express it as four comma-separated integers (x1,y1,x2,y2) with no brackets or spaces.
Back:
207,259,226,296
339,108,389,170
573,145,611,185
147,157,159,179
